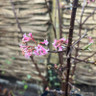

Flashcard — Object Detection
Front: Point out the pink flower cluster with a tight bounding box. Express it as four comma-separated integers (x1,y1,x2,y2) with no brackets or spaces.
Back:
20,33,68,58
52,38,68,51
40,39,49,46
20,33,49,58
33,45,49,56
87,0,95,3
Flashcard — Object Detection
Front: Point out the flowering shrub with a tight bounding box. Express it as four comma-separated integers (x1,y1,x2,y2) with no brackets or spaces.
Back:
16,0,95,95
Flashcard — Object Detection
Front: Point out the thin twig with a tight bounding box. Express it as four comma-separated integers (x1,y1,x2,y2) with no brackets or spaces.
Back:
80,0,86,24
30,56,47,84
10,0,23,35
72,31,87,48
82,8,96,25
83,52,96,61
71,57,95,65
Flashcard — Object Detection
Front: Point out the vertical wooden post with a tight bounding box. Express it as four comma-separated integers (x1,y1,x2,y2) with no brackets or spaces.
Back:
49,0,59,64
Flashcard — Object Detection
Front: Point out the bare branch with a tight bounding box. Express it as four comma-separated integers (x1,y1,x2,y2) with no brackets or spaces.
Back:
30,56,47,84
82,8,96,25
72,30,87,48
71,57,95,65
83,52,96,61
10,0,23,35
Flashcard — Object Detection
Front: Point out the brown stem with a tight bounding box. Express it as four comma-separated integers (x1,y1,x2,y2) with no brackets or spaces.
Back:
30,56,47,85
65,0,79,96
10,0,23,35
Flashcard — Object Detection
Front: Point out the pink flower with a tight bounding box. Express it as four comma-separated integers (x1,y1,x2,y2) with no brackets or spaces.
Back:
88,36,94,44
20,44,33,58
22,33,35,43
58,46,63,51
45,87,49,91
52,38,68,51
22,33,30,43
20,44,26,49
65,39,68,44
60,38,66,41
24,52,32,58
54,64,58,69
40,39,49,46
28,33,35,41
52,39,58,49
24,50,32,58
60,38,68,44
20,44,28,53
33,45,49,56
